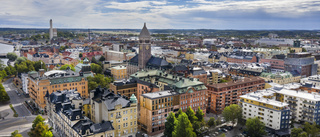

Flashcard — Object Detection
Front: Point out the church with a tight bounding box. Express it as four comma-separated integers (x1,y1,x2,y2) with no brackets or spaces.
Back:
127,23,171,76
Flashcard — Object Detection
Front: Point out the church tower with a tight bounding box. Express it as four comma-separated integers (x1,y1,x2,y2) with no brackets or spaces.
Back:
138,23,152,70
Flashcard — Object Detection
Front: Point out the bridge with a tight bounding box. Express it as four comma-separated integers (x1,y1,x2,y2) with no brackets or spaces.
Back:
0,53,7,58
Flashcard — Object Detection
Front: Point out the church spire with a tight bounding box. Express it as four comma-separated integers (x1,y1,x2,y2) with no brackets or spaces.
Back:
139,23,151,39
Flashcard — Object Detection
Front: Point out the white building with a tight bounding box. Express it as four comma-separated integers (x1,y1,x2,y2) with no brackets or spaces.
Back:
240,90,290,131
21,73,29,94
300,75,320,87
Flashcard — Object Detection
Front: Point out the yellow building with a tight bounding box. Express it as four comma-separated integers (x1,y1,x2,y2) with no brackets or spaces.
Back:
90,87,138,137
207,70,222,85
185,52,194,60
28,69,88,110
111,65,127,80
290,47,303,53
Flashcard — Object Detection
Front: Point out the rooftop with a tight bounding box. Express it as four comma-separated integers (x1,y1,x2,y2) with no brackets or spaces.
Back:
142,90,178,99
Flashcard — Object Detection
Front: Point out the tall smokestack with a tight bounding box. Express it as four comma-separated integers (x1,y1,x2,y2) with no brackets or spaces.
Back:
49,19,53,41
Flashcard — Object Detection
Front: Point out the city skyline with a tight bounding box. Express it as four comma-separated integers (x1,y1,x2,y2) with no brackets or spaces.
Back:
0,0,320,30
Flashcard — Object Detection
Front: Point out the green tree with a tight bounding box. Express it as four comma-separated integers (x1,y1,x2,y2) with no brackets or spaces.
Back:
195,107,204,122
34,61,47,71
60,64,75,71
7,52,17,61
304,122,319,137
245,117,266,137
291,128,304,137
99,56,105,62
175,109,183,118
87,74,112,91
222,104,242,126
216,117,222,125
11,130,22,137
79,53,83,58
219,133,226,137
91,63,102,74
15,57,27,64
185,106,198,124
164,112,176,137
28,115,53,137
299,132,308,137
173,112,196,137
0,83,10,103
207,117,216,127
91,57,97,64
302,48,307,52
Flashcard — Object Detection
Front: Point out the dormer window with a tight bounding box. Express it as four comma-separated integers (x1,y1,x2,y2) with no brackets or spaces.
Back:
139,40,143,43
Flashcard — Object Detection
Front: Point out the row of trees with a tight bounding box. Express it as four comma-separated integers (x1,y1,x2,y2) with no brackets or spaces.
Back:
0,83,10,103
28,115,53,137
14,57,46,74
164,107,205,137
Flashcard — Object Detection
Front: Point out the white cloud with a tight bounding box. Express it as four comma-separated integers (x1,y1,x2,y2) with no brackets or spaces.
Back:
0,0,319,29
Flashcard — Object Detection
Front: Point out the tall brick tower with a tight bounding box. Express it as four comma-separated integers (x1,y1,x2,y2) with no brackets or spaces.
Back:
138,23,152,70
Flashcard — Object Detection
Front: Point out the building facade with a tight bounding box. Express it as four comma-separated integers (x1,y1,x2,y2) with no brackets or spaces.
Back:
240,90,290,132
207,77,265,113
260,71,301,85
46,90,114,137
90,87,138,137
111,65,127,80
28,69,88,110
284,53,318,77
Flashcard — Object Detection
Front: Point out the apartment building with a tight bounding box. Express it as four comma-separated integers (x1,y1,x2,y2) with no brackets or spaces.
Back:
90,87,138,137
109,79,137,98
276,88,320,124
28,69,88,110
46,90,114,137
111,65,127,80
207,70,223,85
284,52,318,77
207,77,265,113
139,90,180,135
240,91,290,132
130,69,208,113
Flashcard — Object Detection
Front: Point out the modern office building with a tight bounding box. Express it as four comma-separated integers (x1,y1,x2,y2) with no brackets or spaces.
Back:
28,69,88,110
207,77,265,113
90,87,138,137
46,90,115,137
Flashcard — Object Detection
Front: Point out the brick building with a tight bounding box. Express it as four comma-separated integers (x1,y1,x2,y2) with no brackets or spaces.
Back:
206,77,265,113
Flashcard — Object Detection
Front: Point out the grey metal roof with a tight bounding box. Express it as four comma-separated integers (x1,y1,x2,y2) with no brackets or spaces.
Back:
139,23,151,39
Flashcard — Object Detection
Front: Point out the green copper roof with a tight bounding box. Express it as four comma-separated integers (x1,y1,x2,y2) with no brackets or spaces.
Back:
130,94,137,103
131,70,207,94
49,76,85,85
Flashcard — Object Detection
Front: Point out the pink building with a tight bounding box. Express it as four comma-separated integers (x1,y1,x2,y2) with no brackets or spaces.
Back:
259,59,285,70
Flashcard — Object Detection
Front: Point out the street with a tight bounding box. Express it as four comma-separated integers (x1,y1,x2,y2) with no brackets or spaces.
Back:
0,116,36,137
3,78,31,117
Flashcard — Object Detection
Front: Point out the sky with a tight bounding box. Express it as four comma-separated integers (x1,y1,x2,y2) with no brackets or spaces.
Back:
0,0,320,30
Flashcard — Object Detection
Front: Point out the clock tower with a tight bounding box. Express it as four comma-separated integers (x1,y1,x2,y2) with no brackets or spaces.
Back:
138,23,152,70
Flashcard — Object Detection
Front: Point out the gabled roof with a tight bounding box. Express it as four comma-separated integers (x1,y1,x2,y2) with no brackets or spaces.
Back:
147,56,170,67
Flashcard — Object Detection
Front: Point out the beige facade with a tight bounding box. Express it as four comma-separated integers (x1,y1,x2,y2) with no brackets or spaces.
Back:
90,88,138,137
28,69,88,110
111,65,128,80
260,72,301,85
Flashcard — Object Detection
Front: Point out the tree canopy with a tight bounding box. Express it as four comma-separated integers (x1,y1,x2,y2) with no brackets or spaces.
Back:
0,83,10,103
28,115,53,137
60,64,75,71
222,104,242,126
87,74,112,91
7,52,17,61
304,122,320,137
164,112,176,137
173,112,196,137
91,63,102,74
11,130,22,137
245,117,266,137
291,128,308,137
207,117,216,127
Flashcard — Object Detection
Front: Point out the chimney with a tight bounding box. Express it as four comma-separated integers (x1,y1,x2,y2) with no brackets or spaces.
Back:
39,69,45,77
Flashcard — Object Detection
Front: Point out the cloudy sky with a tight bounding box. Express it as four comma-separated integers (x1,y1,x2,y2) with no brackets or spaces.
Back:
0,0,319,29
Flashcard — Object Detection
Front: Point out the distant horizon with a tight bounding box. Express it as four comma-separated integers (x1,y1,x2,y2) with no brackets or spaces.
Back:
1,0,320,30
0,27,319,31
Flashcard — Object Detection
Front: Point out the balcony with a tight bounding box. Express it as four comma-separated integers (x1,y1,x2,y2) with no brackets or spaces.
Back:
303,101,316,105
287,98,298,102
302,110,314,114
288,102,297,106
